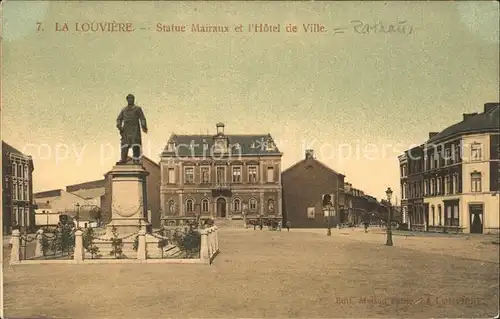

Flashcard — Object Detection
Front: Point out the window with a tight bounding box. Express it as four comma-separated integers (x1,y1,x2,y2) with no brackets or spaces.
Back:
186,199,194,213
168,200,176,214
430,154,434,169
12,207,18,225
267,167,274,183
452,205,459,226
471,172,481,192
470,143,482,161
13,182,18,200
268,199,275,212
248,166,258,183
168,168,176,184
444,148,451,166
24,184,29,201
430,179,435,195
184,167,194,184
233,198,241,212
24,165,29,179
18,184,24,200
232,167,241,183
437,177,442,194
249,198,258,211
445,176,450,194
18,164,23,179
216,166,226,184
202,199,209,212
201,167,210,184
438,205,442,225
12,163,16,176
452,174,457,193
307,207,315,219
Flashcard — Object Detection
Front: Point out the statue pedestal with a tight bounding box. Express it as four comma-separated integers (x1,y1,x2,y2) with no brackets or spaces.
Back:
104,164,151,236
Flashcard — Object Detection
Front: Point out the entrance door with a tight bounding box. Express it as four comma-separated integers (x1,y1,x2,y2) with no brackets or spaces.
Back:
217,198,227,218
469,204,483,234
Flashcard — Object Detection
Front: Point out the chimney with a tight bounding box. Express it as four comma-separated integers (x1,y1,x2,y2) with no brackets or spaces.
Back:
305,149,314,159
429,132,439,139
216,122,225,135
463,113,478,121
484,102,500,113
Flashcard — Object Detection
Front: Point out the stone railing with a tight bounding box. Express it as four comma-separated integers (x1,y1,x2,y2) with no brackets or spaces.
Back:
10,226,220,265
200,226,220,264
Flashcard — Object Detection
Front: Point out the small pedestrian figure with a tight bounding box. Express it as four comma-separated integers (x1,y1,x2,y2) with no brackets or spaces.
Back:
363,221,369,233
278,221,282,231
259,221,263,231
253,222,257,231
286,221,291,232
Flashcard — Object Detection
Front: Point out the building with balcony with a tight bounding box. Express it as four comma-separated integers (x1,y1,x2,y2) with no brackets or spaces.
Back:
281,149,345,228
2,141,35,234
399,102,500,234
398,153,408,225
160,123,282,225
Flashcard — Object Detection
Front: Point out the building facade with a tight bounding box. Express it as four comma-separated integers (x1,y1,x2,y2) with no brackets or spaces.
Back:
33,189,87,227
160,123,282,225
398,153,409,225
281,149,345,228
2,141,35,234
400,102,500,234
340,183,382,226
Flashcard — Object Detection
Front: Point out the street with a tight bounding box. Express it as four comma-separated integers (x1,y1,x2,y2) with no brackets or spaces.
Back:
3,227,499,318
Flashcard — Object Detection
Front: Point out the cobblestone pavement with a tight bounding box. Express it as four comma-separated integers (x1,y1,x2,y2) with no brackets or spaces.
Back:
3,227,499,318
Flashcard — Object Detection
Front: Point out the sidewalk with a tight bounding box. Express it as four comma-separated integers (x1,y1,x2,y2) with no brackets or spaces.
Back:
293,227,500,263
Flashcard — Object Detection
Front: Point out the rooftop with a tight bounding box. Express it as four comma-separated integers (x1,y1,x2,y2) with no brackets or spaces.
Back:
34,189,63,199
162,133,282,157
427,102,499,144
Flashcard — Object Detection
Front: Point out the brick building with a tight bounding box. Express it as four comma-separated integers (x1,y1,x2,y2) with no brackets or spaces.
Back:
399,102,500,234
2,141,35,234
281,150,345,228
160,123,282,225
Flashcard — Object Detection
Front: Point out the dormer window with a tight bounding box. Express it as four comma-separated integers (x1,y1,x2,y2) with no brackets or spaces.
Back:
167,141,176,151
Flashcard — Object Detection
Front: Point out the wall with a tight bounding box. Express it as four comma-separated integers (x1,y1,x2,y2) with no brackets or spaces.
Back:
282,158,344,228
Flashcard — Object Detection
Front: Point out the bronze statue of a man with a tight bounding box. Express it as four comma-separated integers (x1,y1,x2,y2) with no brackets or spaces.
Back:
116,94,148,164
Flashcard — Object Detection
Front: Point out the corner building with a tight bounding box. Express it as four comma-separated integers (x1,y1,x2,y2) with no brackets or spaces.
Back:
159,123,283,225
400,102,500,234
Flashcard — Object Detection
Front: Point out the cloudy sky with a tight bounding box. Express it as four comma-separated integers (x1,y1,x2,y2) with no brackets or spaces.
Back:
2,1,499,200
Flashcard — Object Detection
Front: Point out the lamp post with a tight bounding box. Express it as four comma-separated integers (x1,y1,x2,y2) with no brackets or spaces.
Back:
385,187,393,246
76,203,80,229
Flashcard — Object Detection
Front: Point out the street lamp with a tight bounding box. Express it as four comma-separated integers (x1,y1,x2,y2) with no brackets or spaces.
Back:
385,187,393,246
76,203,80,229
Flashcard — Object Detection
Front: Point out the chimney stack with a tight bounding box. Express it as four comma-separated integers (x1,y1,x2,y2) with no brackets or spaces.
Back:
463,113,478,121
305,149,314,159
484,102,500,113
429,132,439,139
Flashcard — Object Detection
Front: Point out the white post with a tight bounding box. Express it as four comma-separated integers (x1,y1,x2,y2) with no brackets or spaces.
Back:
74,229,84,262
200,229,209,264
10,229,21,264
35,229,44,258
137,229,146,260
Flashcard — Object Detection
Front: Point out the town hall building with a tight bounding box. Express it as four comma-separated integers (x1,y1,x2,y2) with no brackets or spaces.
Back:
160,123,283,225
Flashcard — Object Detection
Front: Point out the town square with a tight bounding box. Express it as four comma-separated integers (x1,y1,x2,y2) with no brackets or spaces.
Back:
2,1,499,318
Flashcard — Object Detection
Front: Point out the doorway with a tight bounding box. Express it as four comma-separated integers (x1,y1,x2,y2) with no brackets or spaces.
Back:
469,204,483,234
217,198,227,218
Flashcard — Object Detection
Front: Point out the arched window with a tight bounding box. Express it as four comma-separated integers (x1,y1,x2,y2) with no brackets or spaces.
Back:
438,205,443,226
233,198,241,212
249,198,258,211
186,199,194,213
201,199,209,212
268,199,275,212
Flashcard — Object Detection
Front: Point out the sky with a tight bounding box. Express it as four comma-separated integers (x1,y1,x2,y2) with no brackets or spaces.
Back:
2,1,499,201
